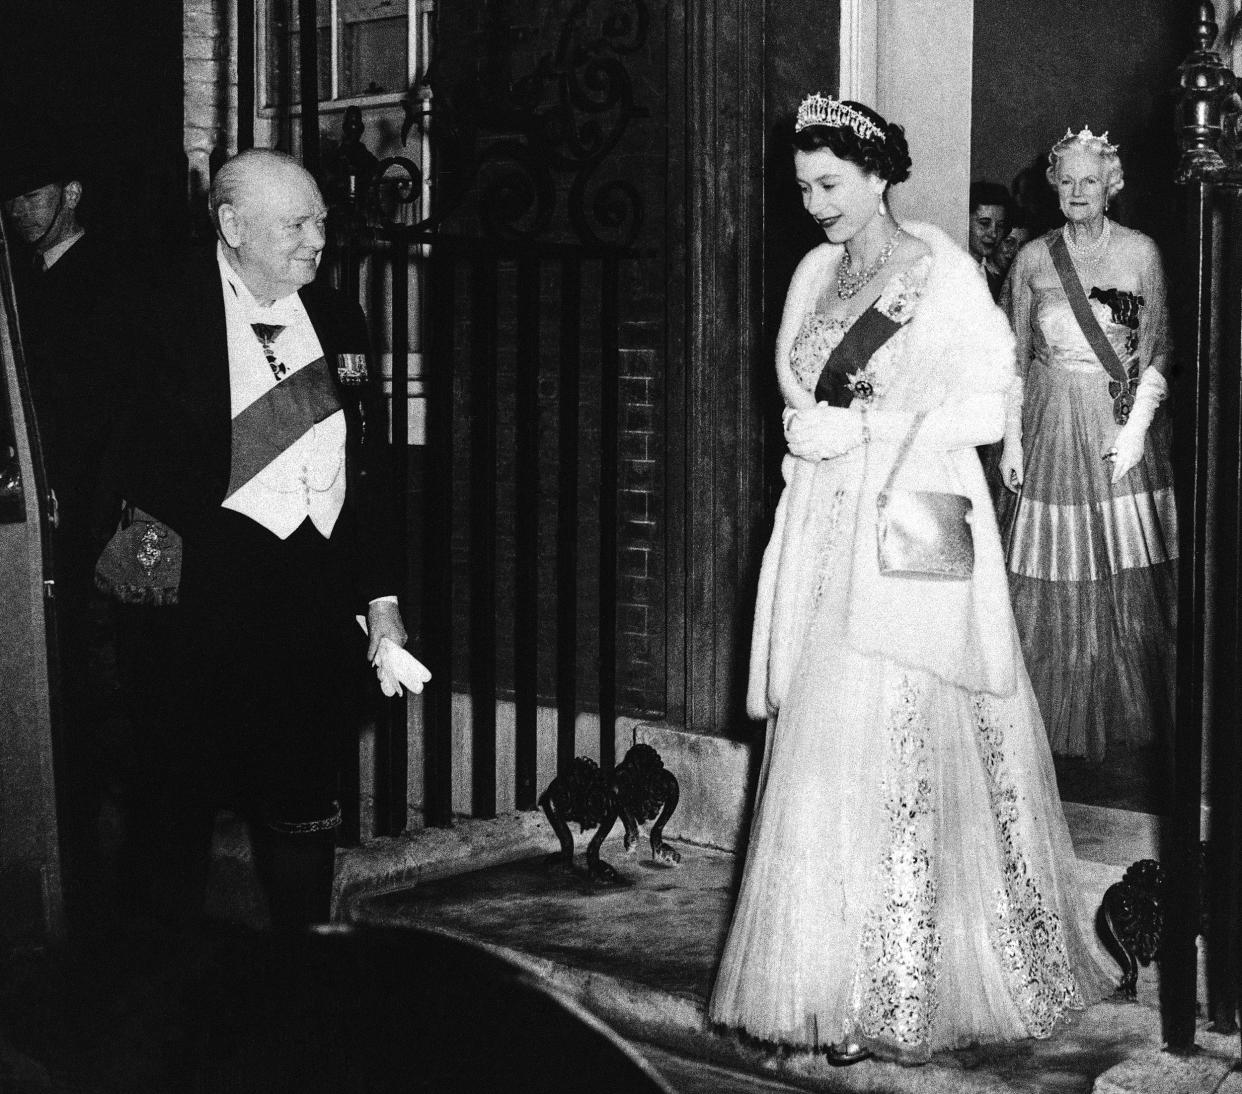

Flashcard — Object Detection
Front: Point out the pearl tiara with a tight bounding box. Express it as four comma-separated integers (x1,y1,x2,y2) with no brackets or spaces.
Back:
1055,126,1119,156
795,92,884,142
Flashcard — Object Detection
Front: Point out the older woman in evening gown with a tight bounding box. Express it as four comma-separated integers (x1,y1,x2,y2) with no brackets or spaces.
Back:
999,128,1176,766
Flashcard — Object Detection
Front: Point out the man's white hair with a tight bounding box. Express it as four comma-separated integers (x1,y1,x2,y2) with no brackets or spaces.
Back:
208,148,311,233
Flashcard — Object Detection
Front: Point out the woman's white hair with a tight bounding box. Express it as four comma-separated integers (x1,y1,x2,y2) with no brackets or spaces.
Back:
1046,129,1124,200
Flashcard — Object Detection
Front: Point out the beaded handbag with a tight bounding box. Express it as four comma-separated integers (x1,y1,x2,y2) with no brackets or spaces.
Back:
876,411,974,580
94,506,182,605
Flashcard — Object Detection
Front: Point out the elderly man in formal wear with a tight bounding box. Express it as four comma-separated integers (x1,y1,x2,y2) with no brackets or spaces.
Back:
103,148,408,928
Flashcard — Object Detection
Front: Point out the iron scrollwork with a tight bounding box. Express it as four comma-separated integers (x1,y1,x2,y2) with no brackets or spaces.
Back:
1097,859,1164,1000
538,743,681,892
454,0,650,245
1097,846,1209,1000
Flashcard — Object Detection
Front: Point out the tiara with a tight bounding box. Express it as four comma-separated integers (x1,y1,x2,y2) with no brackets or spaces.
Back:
1055,126,1119,155
795,93,884,142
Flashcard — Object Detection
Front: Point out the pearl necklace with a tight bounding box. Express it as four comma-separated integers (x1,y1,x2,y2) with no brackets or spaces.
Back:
1062,218,1111,264
837,225,905,299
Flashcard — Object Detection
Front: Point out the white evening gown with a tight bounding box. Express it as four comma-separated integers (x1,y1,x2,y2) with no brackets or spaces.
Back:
708,255,1115,1064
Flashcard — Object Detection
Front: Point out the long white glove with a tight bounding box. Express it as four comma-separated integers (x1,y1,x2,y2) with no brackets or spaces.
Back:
1107,368,1167,484
784,403,865,460
999,377,1025,493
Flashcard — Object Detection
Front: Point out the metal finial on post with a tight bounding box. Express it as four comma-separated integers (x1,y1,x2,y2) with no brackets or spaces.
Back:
340,105,379,207
1176,1,1239,183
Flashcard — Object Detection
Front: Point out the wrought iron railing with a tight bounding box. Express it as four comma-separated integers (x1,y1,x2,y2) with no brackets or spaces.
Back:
318,0,648,833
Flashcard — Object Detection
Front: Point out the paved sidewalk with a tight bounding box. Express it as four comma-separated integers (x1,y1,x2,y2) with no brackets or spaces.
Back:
349,843,1240,1094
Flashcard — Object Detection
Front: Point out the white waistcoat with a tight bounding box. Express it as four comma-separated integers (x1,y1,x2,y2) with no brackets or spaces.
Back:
218,251,347,540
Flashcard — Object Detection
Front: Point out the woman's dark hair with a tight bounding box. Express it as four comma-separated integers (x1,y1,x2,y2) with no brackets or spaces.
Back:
791,101,912,187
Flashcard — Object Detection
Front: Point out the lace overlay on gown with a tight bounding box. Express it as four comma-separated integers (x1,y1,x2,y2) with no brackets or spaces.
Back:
973,695,1082,1033
850,675,942,1049
709,250,1113,1062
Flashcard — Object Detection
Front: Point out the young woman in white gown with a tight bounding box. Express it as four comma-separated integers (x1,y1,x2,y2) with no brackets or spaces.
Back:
707,95,1115,1066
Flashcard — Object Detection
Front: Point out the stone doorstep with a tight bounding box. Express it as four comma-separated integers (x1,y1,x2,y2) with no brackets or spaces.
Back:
208,809,1238,1094
206,718,1229,1093
325,814,1222,1094
342,851,1234,1094
1094,1043,1240,1094
206,806,634,928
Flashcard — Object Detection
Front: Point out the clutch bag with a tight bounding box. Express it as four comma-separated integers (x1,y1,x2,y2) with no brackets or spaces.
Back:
875,411,974,580
876,487,973,579
94,506,182,605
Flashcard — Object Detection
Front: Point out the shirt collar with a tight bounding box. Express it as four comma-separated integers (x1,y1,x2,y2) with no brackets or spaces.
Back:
38,228,85,271
216,242,303,323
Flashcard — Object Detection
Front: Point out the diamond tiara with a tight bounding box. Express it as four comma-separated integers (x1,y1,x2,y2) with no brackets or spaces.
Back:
795,93,885,142
1057,126,1119,155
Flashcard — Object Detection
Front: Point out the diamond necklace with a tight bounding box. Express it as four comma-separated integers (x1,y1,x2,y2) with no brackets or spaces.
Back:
1062,218,1111,264
836,225,905,299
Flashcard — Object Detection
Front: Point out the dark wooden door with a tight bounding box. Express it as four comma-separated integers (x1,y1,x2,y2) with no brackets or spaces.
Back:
0,221,64,947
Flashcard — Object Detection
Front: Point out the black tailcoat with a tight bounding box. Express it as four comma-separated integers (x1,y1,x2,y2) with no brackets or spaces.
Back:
102,250,398,820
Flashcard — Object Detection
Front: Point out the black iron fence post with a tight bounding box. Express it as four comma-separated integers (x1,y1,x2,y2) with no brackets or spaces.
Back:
237,0,255,152
598,255,620,774
423,248,455,827
297,0,320,175
1169,0,1242,1052
514,251,541,809
469,255,499,819
556,256,582,777
1206,187,1242,1037
1166,178,1212,1054
373,228,411,837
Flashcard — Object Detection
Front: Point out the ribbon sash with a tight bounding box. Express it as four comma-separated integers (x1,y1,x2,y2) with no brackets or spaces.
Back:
814,304,902,406
225,356,342,498
1046,232,1136,425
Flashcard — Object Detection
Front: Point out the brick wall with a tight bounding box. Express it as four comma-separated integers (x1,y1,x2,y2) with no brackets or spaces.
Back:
183,0,236,215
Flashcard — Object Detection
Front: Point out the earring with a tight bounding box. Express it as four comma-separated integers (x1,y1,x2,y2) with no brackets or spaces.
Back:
877,197,888,218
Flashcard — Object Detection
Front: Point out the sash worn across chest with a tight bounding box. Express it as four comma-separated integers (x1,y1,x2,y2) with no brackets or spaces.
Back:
1046,233,1137,425
813,304,902,406
225,356,342,498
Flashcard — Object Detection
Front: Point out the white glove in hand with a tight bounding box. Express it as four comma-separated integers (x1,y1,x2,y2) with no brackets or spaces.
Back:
374,637,432,697
1106,368,1167,484
784,402,864,461
356,615,432,697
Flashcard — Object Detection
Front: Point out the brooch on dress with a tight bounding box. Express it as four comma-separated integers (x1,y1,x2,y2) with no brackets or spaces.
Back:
1089,286,1145,328
845,368,877,403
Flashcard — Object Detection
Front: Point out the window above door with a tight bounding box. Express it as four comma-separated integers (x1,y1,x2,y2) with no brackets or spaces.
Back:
260,0,431,113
